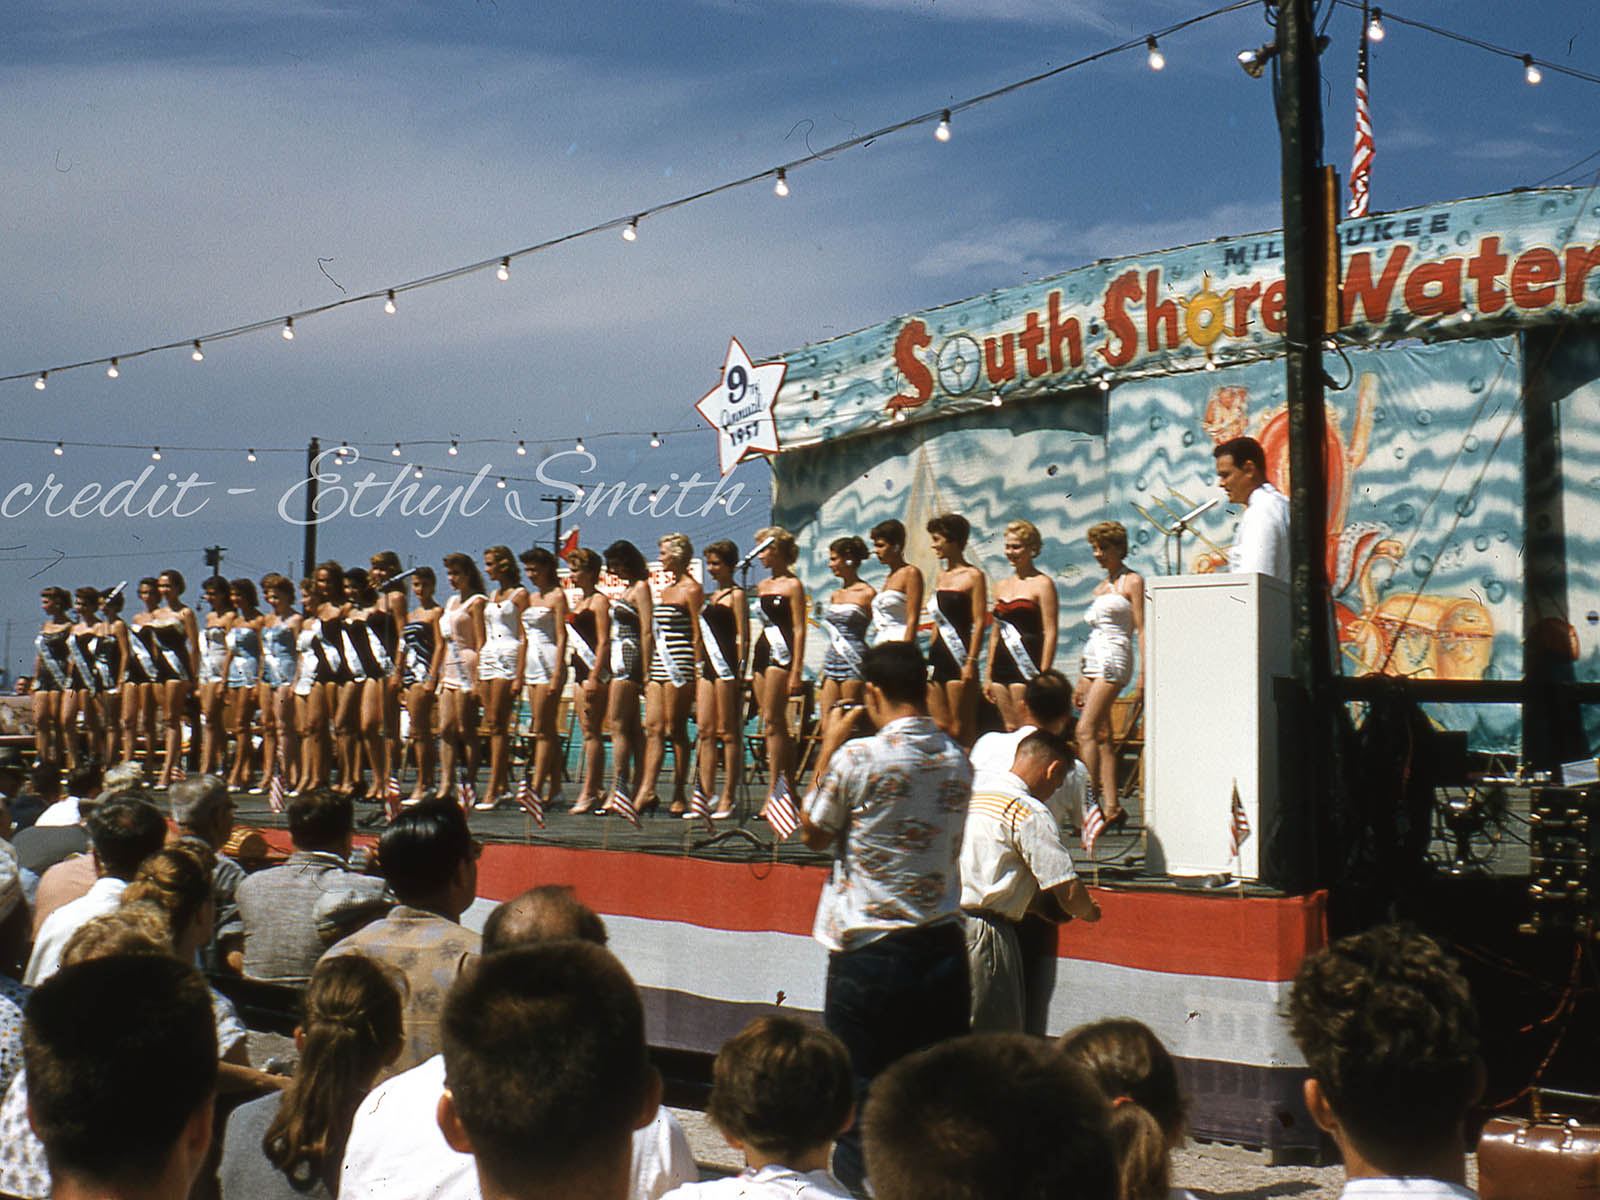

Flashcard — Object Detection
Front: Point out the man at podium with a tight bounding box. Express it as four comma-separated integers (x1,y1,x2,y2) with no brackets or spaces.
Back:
1214,436,1289,581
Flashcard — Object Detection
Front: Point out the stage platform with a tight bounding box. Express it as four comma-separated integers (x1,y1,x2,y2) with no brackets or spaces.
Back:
229,784,1326,1155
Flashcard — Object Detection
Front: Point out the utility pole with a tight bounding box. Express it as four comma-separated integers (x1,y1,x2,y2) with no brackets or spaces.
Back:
541,493,569,554
303,437,320,579
203,545,227,574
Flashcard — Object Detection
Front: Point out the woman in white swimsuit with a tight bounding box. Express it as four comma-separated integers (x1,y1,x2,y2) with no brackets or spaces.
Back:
431,552,486,807
1076,520,1145,830
476,545,528,810
518,547,569,812
868,518,923,647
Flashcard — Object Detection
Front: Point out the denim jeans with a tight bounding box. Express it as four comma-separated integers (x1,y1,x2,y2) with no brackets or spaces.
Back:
824,919,970,1196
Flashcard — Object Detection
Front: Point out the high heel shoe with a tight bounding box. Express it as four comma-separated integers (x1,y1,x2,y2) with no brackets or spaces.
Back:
639,795,661,816
1101,806,1129,833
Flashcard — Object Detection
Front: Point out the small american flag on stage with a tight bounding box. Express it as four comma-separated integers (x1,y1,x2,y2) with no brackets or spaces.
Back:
517,773,545,827
383,775,401,820
457,767,478,812
689,784,713,830
1080,794,1105,858
268,769,286,814
606,781,641,828
169,762,186,783
760,778,801,841
1228,782,1252,857
1348,9,1375,217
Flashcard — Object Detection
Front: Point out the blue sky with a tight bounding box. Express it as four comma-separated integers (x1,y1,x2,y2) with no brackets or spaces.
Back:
0,0,1594,671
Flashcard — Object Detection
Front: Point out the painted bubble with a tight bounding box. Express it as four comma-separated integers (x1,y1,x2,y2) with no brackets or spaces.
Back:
1149,415,1167,431
1182,431,1196,446
1393,502,1416,526
1136,476,1149,490
1474,535,1490,552
1416,409,1433,426
1463,434,1479,452
1468,377,1486,393
1411,554,1433,578
1483,579,1506,604
1394,445,1406,460
1456,495,1476,518
1047,464,1059,476
1136,528,1151,545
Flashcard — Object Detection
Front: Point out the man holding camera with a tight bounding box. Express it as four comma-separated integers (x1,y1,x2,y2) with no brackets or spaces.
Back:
800,640,972,1196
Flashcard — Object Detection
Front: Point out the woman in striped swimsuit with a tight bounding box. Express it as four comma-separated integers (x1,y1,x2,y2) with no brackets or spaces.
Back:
642,533,702,816
818,536,875,720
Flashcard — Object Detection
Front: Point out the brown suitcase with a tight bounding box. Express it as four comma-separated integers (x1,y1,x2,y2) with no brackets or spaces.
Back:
1478,1115,1600,1200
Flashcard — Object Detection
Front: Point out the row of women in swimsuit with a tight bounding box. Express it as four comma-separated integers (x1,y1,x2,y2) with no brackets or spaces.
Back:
28,511,1145,823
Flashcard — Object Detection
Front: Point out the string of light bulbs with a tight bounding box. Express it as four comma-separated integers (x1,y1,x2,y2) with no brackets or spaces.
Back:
1345,2,1600,87
0,0,1262,390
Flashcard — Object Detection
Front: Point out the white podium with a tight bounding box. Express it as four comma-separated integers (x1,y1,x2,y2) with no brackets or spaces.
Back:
1144,573,1291,881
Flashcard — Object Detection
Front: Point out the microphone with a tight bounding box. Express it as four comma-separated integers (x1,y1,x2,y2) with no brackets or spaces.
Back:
1173,496,1219,530
736,536,775,570
379,567,418,592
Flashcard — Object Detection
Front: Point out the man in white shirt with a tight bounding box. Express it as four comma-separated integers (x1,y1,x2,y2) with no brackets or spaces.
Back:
1287,925,1482,1199
340,886,695,1200
1214,436,1290,580
24,795,168,984
968,670,1086,827
960,732,1100,1032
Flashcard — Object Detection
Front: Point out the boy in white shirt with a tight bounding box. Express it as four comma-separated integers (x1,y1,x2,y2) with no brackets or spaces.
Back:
663,1016,854,1199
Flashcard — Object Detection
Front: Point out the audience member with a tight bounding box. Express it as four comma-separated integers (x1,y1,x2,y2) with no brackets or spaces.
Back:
799,640,972,1193
662,1016,854,1199
341,885,695,1200
961,731,1100,1031
862,1033,1117,1200
219,955,403,1200
968,669,1087,825
1059,1019,1191,1200
320,801,481,1078
236,788,387,983
1288,924,1483,1199
170,773,246,971
0,842,26,1097
24,795,167,984
438,941,662,1200
16,955,217,1200
34,763,104,828
24,762,147,926
11,763,63,832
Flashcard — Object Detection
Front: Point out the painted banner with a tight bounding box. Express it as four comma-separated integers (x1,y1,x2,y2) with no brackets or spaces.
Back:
772,187,1600,450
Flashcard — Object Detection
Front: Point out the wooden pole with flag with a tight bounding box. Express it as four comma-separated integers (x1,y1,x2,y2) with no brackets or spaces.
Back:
1348,2,1375,218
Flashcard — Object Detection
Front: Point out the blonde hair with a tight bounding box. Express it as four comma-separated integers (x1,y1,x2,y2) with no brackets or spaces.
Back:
1005,520,1042,555
1086,521,1129,556
566,548,601,574
658,533,692,563
755,527,798,566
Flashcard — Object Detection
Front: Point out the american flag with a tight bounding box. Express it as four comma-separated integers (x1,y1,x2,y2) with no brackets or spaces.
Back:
168,760,186,783
383,775,402,821
1348,9,1374,217
1228,782,1252,857
517,772,545,827
606,780,641,828
558,525,581,561
268,768,286,814
1080,794,1106,858
760,777,800,841
689,784,713,831
457,767,478,812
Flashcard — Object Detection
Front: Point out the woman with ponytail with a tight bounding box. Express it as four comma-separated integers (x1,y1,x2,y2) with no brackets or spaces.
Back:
220,955,403,1198
1057,1018,1193,1200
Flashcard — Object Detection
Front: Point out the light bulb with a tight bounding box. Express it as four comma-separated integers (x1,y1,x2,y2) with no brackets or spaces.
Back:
623,218,638,242
497,476,507,489
413,465,423,479
936,111,951,142
152,446,162,461
1146,37,1165,71
649,433,661,448
990,391,1003,408
448,440,459,456
384,290,397,315
247,448,257,462
1367,8,1384,41
282,318,295,340
892,409,906,424
1523,55,1542,85
1098,377,1111,391
575,437,585,453
497,257,510,282
1204,357,1218,372
516,440,527,456
191,340,204,362
53,441,63,456
392,443,403,457
106,359,120,379
34,373,46,391
774,170,789,198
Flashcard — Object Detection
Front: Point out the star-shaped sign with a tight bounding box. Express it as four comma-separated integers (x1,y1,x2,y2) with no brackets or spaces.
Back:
695,337,785,476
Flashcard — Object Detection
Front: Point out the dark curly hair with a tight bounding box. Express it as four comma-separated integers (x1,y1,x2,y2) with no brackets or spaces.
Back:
1287,924,1480,1157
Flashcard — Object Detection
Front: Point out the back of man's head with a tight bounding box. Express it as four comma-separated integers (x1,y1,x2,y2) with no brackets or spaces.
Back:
66,761,104,799
30,763,61,801
862,641,928,709
441,942,655,1197
377,801,475,905
863,1033,1116,1200
482,885,607,954
1021,670,1075,728
708,1016,854,1165
24,955,218,1189
169,773,228,830
86,796,169,881
1288,924,1481,1170
287,787,354,853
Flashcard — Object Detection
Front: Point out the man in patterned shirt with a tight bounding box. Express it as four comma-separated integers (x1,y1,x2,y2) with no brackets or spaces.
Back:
800,640,971,1196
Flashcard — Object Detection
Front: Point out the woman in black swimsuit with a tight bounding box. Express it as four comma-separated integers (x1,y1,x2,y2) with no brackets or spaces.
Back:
565,548,611,814
151,570,200,789
32,586,74,768
925,513,986,747
694,540,747,819
983,518,1059,731
753,526,806,804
